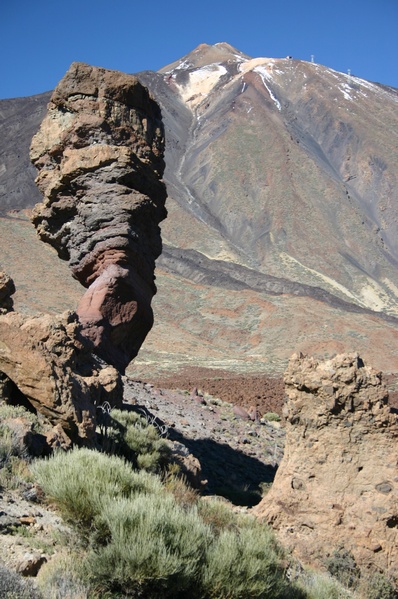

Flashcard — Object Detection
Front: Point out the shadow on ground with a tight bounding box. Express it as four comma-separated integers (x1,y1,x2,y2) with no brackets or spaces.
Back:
129,404,278,507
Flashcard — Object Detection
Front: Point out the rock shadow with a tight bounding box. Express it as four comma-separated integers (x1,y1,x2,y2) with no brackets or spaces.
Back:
129,404,277,507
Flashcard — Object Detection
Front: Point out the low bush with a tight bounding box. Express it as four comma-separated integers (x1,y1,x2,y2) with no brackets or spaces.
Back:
202,525,301,599
31,448,307,599
0,563,41,598
359,571,397,599
36,551,89,599
296,569,353,599
325,548,360,589
31,448,163,531
98,408,171,473
85,493,211,598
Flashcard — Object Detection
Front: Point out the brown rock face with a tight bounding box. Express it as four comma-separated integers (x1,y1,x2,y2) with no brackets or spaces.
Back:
30,62,167,372
0,311,122,442
254,353,398,579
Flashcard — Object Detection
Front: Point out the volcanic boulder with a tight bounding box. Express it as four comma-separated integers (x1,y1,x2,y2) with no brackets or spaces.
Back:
254,353,398,580
30,62,167,372
0,310,122,442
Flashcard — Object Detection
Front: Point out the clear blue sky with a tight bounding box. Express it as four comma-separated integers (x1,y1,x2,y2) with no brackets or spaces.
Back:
1,0,397,99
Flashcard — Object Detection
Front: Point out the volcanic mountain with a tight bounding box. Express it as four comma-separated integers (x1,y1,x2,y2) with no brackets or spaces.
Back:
1,42,398,377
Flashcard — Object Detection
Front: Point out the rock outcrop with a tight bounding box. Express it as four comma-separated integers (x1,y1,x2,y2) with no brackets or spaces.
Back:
0,271,15,314
254,353,398,580
0,311,122,442
30,62,167,372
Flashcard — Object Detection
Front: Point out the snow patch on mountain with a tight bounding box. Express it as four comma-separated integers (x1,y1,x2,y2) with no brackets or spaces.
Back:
172,64,228,109
253,66,282,111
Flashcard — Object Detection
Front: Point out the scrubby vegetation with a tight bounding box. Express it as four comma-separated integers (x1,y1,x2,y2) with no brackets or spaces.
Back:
1,402,397,598
96,408,171,474
0,563,41,599
32,448,302,598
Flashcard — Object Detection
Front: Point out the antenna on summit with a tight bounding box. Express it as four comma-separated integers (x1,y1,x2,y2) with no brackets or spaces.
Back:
347,68,351,77
311,55,315,63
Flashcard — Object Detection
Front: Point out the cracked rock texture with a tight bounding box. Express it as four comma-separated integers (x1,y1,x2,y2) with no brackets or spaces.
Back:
254,352,398,579
30,62,167,372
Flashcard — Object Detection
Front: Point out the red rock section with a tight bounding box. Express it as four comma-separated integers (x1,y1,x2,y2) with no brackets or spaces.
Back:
0,310,122,443
254,353,398,580
30,62,167,372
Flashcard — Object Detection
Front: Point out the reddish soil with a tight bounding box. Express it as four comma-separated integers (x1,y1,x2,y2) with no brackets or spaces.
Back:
151,367,285,416
152,368,398,416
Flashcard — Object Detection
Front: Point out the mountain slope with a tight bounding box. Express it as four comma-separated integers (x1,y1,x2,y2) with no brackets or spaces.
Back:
1,44,398,376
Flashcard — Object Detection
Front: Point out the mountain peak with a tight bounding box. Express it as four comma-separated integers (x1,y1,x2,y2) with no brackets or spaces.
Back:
159,42,251,73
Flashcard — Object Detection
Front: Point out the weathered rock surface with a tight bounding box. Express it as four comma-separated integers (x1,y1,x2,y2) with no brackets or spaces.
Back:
0,310,122,442
254,353,398,580
30,62,167,372
0,271,15,314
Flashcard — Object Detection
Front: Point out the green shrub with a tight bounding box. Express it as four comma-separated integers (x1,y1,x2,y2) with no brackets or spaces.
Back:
0,421,33,490
325,549,360,589
85,493,211,598
31,447,304,599
263,412,281,422
36,551,89,599
297,569,353,598
360,571,397,599
202,525,299,599
98,408,171,474
198,497,255,535
31,448,163,531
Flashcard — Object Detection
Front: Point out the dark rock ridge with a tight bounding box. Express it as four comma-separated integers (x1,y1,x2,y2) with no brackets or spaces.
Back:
254,352,398,580
30,62,167,372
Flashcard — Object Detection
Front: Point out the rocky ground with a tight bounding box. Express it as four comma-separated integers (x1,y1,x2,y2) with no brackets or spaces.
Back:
0,375,286,580
1,367,398,583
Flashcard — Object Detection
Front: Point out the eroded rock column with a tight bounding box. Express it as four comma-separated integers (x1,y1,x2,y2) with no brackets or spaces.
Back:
30,62,167,372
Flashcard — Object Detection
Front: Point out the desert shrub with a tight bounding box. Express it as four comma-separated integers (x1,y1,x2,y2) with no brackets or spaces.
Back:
0,563,42,598
0,421,32,489
296,569,353,598
325,549,360,589
98,408,171,474
163,470,198,508
0,423,26,464
198,497,254,535
202,525,301,599
36,551,89,599
31,447,304,599
263,412,281,422
84,493,211,598
31,448,163,531
359,571,397,599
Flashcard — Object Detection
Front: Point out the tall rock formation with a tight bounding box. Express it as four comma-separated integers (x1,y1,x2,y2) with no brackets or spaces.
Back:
30,62,167,372
255,353,398,580
0,63,167,443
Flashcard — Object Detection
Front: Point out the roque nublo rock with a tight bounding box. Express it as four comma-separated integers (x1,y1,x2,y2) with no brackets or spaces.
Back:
30,62,167,372
0,63,167,442
255,352,398,579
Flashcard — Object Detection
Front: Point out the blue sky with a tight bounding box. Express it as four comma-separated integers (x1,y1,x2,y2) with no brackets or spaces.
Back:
1,0,397,99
